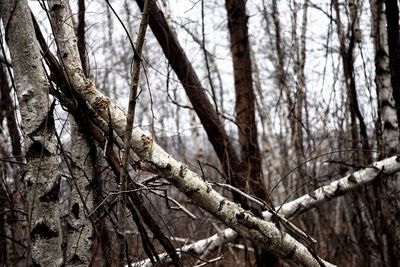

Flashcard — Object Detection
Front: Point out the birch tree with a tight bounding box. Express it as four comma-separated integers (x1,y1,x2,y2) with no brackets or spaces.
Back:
1,0,400,266
370,0,399,154
46,1,334,266
0,1,61,265
65,120,94,266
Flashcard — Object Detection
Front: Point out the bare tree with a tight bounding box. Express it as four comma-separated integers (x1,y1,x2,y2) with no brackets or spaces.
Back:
1,0,400,266
1,1,61,265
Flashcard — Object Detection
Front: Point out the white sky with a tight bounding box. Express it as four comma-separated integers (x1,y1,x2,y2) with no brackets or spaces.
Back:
27,0,377,143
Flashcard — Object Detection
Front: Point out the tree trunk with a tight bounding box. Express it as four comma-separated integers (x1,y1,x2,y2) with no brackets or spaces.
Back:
385,0,400,140
371,0,399,155
0,0,62,265
134,0,256,210
334,0,370,163
225,0,269,205
47,3,334,265
0,64,27,267
225,0,277,265
65,120,94,266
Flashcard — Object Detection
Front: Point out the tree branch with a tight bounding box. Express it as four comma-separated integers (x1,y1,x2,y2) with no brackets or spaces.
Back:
131,156,400,266
48,1,333,266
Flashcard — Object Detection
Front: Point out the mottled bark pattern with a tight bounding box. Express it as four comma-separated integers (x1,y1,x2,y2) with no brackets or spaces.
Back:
0,0,61,265
48,3,335,265
134,0,250,208
371,0,399,154
66,121,94,266
133,155,400,266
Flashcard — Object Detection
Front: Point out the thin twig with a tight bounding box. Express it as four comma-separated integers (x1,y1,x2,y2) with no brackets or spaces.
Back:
116,0,151,264
193,256,223,267
150,189,197,219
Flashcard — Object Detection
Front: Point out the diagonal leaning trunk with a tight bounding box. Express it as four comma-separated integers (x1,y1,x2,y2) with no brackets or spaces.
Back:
133,0,244,193
0,0,62,266
47,1,335,266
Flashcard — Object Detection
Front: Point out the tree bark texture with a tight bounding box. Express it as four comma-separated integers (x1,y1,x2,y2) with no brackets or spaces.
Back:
225,0,276,266
381,1,400,264
0,0,62,265
48,2,334,266
385,0,400,142
66,120,94,266
133,0,246,196
132,155,400,267
370,0,399,154
370,1,400,265
225,0,268,202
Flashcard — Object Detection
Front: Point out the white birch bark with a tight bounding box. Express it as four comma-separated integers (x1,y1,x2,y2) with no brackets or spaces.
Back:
48,1,334,266
132,155,400,266
66,120,94,266
369,2,400,264
370,0,399,153
268,156,400,219
0,0,61,266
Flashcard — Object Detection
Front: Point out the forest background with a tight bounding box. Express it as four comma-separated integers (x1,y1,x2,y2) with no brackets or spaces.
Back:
0,0,400,266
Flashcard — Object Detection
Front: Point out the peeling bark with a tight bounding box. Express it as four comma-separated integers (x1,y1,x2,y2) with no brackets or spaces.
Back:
47,2,334,266
133,0,246,201
132,155,400,266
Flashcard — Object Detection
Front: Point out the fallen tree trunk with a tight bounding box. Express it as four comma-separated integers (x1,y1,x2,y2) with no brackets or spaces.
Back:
47,1,334,266
132,156,400,266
